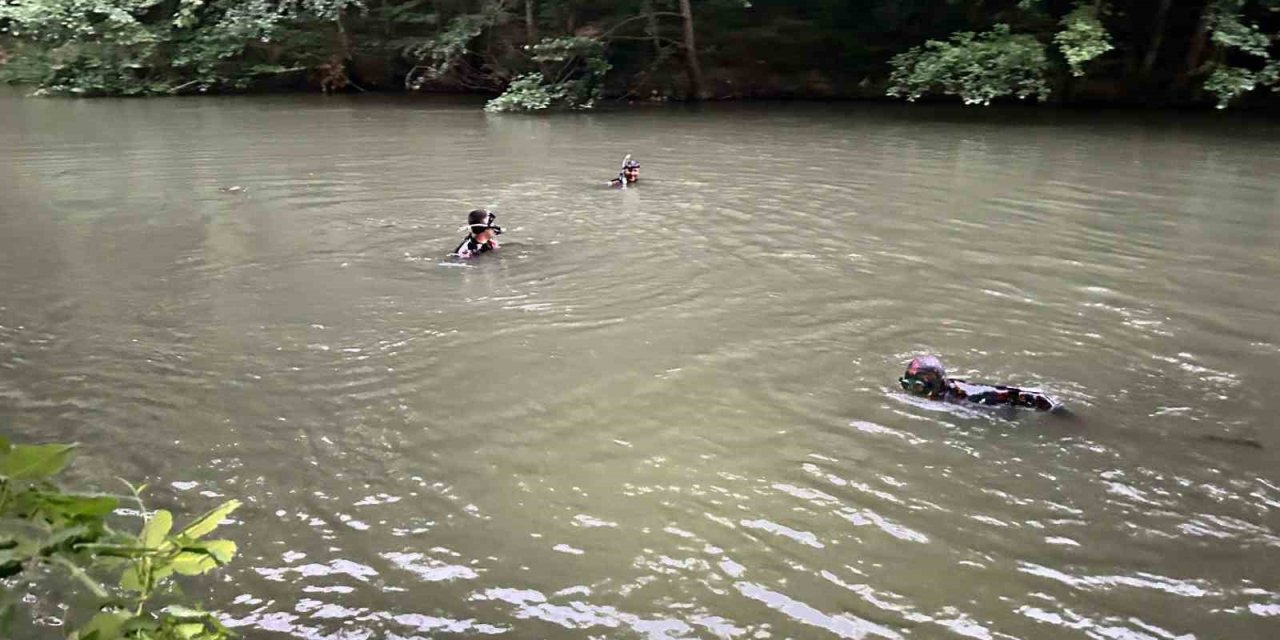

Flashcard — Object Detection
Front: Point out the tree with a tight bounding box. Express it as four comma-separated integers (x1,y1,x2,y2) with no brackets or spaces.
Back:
887,0,1122,105
485,35,611,111
1,0,1277,107
525,0,538,43
888,24,1052,105
1142,0,1173,78
0,0,363,95
1056,2,1113,78
677,0,705,99
1202,0,1280,107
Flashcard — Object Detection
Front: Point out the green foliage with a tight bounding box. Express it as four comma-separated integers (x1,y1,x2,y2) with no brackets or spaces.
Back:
484,72,561,110
1206,61,1280,107
403,12,490,88
887,24,1050,105
0,0,361,95
1211,0,1273,57
0,443,76,480
1,0,1279,107
1054,2,1113,77
0,434,241,640
401,1,510,91
0,0,165,94
485,36,610,112
1205,0,1279,107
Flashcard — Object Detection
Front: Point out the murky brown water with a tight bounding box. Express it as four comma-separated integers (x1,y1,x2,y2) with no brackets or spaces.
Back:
3,92,1280,639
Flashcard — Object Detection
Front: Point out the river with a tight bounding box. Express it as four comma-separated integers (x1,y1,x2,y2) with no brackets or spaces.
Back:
2,93,1279,639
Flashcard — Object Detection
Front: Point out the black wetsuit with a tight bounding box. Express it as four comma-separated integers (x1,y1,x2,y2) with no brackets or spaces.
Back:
610,168,638,188
453,235,498,259
940,379,1060,412
900,355,1063,413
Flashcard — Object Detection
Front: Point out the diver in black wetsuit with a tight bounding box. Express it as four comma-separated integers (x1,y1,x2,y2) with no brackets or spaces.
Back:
609,156,640,188
898,355,1063,412
452,209,503,259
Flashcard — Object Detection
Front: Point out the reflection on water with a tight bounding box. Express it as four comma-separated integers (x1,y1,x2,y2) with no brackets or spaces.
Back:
2,93,1279,638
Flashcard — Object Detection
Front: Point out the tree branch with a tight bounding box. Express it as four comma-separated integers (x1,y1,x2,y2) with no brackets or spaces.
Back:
601,12,683,40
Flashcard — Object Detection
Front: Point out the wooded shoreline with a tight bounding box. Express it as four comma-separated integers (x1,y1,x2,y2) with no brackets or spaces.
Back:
2,1,1278,111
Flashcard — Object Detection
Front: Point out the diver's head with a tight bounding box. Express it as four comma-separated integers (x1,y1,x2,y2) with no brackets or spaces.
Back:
623,158,640,182
900,355,947,397
467,208,502,241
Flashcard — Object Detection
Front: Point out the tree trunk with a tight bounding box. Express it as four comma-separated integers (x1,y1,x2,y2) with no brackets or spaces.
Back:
644,0,662,57
1142,0,1173,78
336,9,351,59
967,0,986,29
1184,0,1214,79
525,0,537,44
677,0,705,100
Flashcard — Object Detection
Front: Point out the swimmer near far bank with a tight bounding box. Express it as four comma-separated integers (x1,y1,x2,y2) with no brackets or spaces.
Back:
899,355,1065,413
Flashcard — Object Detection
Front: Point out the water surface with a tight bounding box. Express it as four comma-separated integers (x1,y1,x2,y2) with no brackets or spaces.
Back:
2,93,1279,639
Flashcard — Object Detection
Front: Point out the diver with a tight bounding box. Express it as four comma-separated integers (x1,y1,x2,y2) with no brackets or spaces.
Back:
898,355,1063,412
608,155,640,188
452,208,503,259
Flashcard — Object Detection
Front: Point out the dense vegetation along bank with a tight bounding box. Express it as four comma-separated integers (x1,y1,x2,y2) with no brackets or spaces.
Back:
0,1,1277,110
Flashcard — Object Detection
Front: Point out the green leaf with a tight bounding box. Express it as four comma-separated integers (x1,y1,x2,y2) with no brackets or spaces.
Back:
92,555,127,571
200,539,236,564
29,491,119,518
0,548,23,578
169,551,218,575
0,600,15,638
0,444,75,480
74,610,131,640
119,565,144,593
161,605,208,621
121,614,161,633
174,622,206,638
142,510,173,548
0,517,48,556
153,563,174,583
178,500,240,540
39,523,89,551
169,538,236,576
123,559,175,592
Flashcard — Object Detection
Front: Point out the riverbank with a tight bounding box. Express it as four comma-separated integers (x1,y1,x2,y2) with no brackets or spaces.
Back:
4,76,1278,113
2,1,1277,110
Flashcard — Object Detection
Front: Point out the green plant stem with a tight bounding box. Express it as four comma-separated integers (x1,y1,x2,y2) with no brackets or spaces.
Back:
51,556,110,599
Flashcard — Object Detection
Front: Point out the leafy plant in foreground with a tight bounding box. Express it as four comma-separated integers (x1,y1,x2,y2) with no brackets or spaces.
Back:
0,434,241,640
